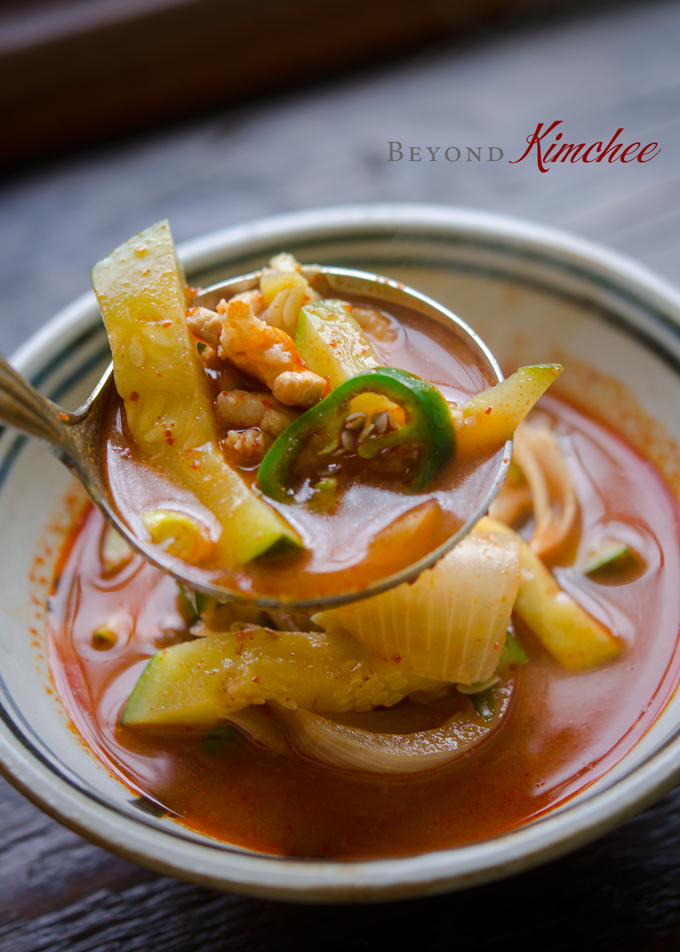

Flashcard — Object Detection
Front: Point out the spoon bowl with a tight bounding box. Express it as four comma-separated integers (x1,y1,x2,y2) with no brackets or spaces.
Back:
0,265,509,610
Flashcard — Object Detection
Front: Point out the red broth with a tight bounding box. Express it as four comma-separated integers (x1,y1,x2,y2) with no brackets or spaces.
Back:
47,394,680,858
103,302,503,601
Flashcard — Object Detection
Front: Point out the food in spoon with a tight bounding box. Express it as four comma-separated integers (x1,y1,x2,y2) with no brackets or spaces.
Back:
46,220,680,860
256,367,456,501
92,220,558,600
294,299,381,386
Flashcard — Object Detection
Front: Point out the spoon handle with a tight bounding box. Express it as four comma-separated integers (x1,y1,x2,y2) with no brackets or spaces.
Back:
0,353,76,461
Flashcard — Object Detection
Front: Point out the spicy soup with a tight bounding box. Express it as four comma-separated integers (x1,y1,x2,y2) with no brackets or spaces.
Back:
48,394,680,858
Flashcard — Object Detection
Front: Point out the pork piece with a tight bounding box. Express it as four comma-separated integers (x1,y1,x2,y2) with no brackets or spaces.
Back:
271,370,324,407
261,403,299,436
198,343,239,393
215,390,298,437
198,342,222,371
232,289,266,316
221,427,273,464
187,306,222,349
187,298,325,408
186,294,265,345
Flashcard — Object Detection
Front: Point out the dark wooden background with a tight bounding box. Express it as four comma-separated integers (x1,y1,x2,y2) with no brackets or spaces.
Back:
1,0,680,948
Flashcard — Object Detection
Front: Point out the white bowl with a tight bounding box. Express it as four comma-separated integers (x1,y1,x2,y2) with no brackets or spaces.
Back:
3,204,680,902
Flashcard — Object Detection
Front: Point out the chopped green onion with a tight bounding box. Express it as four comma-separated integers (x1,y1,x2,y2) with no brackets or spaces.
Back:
92,627,118,650
470,689,496,722
583,539,643,581
458,676,500,722
498,631,528,670
201,725,238,754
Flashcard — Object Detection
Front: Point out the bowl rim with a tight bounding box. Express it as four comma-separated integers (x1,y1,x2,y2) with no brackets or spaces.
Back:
4,202,680,903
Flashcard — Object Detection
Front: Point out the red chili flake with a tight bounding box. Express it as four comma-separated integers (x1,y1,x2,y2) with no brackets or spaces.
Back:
391,654,402,664
363,676,370,682
165,428,175,446
190,460,200,469
162,320,172,328
58,411,69,421
130,391,140,402
252,676,260,684
485,406,492,415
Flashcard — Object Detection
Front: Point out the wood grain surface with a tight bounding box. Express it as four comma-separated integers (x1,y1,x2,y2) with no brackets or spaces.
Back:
1,1,680,948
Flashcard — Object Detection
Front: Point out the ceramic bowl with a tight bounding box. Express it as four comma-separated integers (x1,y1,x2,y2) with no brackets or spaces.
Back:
3,204,680,903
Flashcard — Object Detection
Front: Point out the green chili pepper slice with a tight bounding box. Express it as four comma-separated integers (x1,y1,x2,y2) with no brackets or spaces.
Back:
256,367,456,503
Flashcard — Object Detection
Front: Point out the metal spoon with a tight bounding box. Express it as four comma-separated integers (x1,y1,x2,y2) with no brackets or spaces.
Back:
0,266,509,610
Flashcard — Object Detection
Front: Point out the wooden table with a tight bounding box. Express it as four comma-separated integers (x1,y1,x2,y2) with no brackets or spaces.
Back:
1,1,680,947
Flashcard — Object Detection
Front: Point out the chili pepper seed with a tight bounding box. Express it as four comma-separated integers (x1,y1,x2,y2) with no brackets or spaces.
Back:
372,411,390,435
341,429,356,451
344,412,367,430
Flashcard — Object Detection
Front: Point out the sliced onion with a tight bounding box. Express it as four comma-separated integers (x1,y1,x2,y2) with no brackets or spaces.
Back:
275,682,514,775
513,422,577,559
488,479,532,527
313,531,521,686
228,706,288,754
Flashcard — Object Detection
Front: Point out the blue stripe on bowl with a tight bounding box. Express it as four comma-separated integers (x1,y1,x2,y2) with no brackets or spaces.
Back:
0,339,111,489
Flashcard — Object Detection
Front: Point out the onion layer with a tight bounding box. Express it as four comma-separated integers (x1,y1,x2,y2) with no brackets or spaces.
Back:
275,681,514,775
313,531,521,686
513,422,577,559
228,706,288,754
